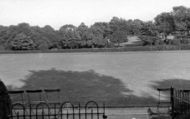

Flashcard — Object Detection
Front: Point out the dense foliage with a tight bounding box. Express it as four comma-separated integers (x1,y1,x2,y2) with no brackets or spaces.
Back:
0,6,190,50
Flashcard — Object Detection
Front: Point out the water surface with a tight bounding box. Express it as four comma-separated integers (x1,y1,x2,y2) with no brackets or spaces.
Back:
1,51,190,96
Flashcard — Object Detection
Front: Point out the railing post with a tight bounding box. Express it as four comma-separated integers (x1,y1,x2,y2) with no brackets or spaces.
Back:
54,103,57,119
79,103,81,119
103,114,107,119
66,110,69,119
103,103,107,119
29,104,32,119
170,87,175,119
16,112,19,119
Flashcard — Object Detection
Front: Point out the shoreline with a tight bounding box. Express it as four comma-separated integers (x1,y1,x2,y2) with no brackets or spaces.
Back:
0,45,190,54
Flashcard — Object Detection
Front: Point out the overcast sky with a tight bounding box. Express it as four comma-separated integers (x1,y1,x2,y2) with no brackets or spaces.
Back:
0,0,190,29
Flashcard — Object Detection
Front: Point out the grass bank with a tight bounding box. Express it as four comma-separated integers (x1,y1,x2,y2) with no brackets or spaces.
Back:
1,45,190,54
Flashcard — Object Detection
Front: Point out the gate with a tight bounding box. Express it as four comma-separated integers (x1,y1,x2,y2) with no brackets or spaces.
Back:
172,88,190,118
157,87,190,119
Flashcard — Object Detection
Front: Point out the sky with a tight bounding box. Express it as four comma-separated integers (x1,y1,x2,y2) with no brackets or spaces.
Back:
0,0,190,29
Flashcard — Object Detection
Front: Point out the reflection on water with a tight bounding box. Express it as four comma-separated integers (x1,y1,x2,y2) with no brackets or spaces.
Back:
1,51,190,96
16,69,156,106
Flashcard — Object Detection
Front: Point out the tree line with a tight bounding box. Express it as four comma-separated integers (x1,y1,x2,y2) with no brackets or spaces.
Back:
0,6,190,50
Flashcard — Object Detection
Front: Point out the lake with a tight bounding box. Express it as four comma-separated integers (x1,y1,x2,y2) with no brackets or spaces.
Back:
106,107,149,119
1,51,190,97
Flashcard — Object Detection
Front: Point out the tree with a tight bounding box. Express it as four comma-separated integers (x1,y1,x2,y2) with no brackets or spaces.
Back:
109,17,129,45
59,25,81,48
154,12,175,35
0,26,9,49
131,19,144,35
78,23,88,37
110,30,128,46
92,22,112,38
172,6,190,32
41,25,61,49
77,23,90,47
89,24,106,47
88,22,112,47
140,21,157,36
109,17,124,32
59,24,76,33
139,21,159,46
9,33,36,50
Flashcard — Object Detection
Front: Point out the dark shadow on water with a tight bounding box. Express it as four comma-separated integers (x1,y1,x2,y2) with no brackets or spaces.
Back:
12,69,156,106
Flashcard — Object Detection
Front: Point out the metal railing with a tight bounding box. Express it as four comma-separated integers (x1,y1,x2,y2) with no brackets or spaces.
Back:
157,87,190,119
9,101,107,119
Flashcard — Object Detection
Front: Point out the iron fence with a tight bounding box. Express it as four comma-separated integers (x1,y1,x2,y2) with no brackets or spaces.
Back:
9,101,107,119
173,89,190,117
157,87,190,119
